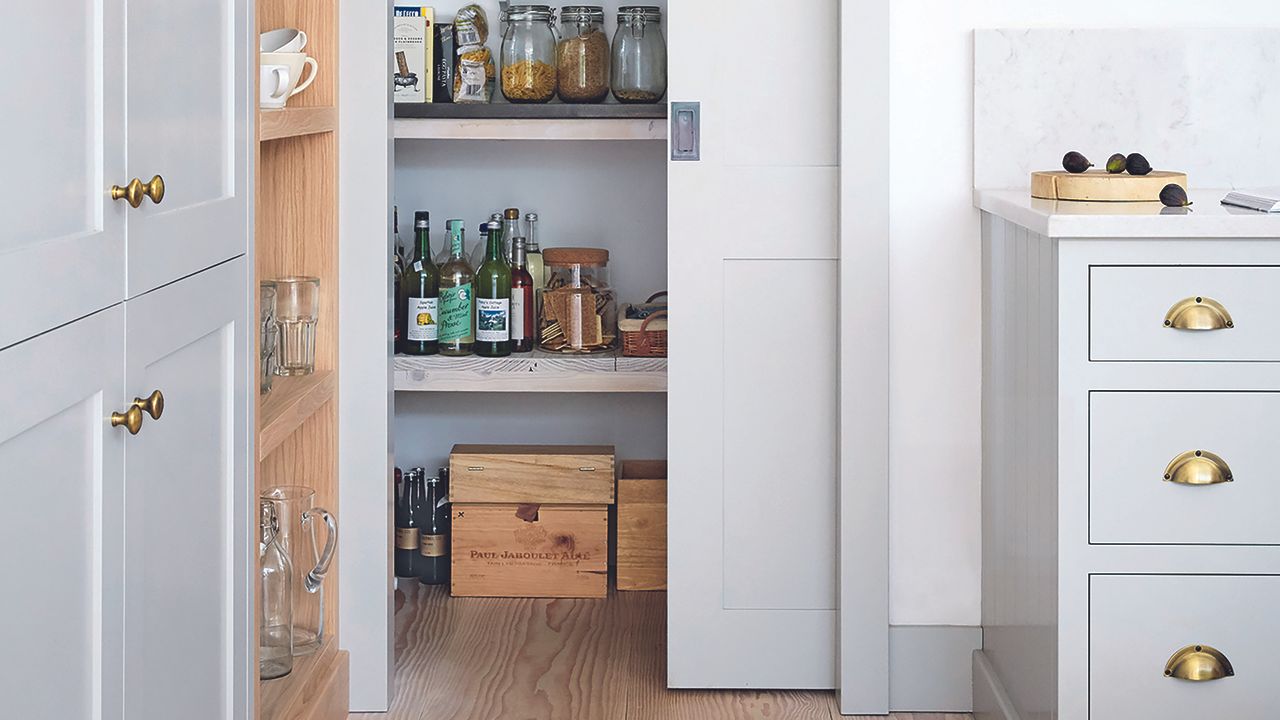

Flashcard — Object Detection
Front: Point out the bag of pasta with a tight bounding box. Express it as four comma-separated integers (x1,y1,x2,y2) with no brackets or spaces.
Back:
452,4,494,103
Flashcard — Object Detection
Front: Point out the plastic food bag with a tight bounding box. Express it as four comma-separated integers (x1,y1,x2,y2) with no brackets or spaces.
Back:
452,4,494,103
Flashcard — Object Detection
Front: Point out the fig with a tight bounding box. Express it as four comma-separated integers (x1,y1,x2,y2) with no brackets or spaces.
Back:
1062,151,1093,174
1126,153,1153,176
1160,183,1191,208
1106,153,1127,174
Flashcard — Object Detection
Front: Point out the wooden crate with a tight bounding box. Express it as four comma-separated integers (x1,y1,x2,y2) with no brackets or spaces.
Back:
616,460,667,591
449,444,615,504
451,503,608,598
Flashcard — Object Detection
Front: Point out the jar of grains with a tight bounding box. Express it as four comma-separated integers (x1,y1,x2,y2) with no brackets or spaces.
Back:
500,5,558,103
611,6,666,103
539,248,617,353
556,6,609,103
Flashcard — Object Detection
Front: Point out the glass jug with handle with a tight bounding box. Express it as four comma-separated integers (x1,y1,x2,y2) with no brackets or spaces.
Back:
261,485,337,655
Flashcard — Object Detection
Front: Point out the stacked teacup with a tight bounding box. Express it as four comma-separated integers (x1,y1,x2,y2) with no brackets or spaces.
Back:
260,28,319,109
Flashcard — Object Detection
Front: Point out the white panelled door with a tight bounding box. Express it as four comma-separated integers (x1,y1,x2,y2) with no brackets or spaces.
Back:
0,307,125,720
126,0,248,296
0,1,125,349
668,0,852,690
123,258,249,719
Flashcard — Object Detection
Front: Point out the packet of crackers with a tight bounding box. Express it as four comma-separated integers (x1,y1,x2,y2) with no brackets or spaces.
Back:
452,4,494,103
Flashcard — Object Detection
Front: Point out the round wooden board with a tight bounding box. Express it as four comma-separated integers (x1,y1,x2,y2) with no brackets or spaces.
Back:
1030,170,1188,202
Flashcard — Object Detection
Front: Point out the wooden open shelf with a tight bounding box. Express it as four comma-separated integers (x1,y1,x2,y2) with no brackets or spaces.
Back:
260,106,338,142
259,637,350,720
394,350,666,393
259,370,336,460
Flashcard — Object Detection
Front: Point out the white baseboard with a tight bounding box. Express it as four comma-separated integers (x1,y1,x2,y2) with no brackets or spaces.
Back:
972,649,1021,720
886,625,982,713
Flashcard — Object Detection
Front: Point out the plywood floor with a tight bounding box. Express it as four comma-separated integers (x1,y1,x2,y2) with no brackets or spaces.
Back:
349,583,970,720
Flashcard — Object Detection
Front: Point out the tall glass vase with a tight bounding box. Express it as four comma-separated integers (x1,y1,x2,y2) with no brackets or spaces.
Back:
261,486,336,655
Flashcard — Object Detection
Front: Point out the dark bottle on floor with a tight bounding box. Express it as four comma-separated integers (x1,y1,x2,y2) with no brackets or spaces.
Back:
395,468,425,578
418,474,450,585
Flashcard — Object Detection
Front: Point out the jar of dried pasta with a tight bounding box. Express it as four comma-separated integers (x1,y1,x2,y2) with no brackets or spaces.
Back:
539,248,617,353
557,6,609,103
500,5,558,103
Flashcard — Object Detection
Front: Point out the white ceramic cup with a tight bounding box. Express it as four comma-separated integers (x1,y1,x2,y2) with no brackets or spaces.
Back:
259,52,318,109
259,65,292,108
261,28,307,53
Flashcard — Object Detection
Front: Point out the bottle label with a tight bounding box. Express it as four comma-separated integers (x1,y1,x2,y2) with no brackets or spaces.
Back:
439,283,473,342
419,533,447,557
406,297,439,342
511,291,526,341
396,527,418,550
475,297,510,342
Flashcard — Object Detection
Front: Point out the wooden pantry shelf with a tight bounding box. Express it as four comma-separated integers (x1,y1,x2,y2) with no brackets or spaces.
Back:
395,350,666,393
258,370,337,460
260,105,338,142
393,102,667,141
260,636,349,720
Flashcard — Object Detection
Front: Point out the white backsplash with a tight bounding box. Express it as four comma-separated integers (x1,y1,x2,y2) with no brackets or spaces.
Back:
974,28,1280,189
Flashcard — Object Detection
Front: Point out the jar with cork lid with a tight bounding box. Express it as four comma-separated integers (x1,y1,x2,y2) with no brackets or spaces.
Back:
538,247,617,353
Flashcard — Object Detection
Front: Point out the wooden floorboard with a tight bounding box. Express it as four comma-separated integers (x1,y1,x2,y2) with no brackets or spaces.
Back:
350,584,970,720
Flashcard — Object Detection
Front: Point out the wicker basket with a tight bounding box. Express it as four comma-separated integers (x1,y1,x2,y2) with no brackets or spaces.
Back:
619,292,668,357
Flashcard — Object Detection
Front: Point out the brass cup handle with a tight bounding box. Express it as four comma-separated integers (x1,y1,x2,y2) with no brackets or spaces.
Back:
132,389,165,420
1163,449,1233,486
1165,644,1234,682
1163,296,1233,330
110,175,165,208
110,405,144,435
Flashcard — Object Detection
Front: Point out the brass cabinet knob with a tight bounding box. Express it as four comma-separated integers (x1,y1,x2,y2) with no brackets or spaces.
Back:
110,405,144,435
1165,644,1234,681
132,389,164,420
1163,296,1234,330
110,175,165,208
1163,450,1233,486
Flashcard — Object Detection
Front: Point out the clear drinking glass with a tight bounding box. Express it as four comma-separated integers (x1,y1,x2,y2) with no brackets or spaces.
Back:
259,500,294,679
273,276,320,376
260,282,279,394
261,486,336,656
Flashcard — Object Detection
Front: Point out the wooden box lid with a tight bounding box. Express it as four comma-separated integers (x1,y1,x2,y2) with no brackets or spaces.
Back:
449,444,616,505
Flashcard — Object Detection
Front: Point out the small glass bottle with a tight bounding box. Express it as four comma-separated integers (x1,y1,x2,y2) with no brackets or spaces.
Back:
438,220,476,356
500,5,558,103
259,500,294,680
474,222,513,357
524,212,545,300
611,6,666,103
418,475,450,586
510,237,535,353
502,208,522,264
400,211,440,355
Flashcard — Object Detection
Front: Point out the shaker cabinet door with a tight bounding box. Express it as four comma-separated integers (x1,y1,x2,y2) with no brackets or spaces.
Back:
0,0,125,348
125,0,249,296
123,258,249,720
0,306,125,720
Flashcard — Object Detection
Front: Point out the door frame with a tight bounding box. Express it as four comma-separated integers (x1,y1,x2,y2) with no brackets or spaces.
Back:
838,0,891,714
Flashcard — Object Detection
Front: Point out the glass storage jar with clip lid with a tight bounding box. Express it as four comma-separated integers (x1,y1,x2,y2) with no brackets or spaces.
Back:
556,5,609,103
500,5,558,103
611,6,666,103
539,247,617,353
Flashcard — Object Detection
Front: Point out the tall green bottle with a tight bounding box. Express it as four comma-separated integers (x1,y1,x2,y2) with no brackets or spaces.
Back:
400,211,440,355
474,221,512,357
438,219,475,356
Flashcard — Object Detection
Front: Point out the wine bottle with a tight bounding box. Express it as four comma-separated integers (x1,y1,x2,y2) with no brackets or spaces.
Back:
400,211,440,355
524,212,544,305
474,221,512,357
438,219,476,356
418,475,450,586
394,469,423,578
510,237,535,353
393,207,405,353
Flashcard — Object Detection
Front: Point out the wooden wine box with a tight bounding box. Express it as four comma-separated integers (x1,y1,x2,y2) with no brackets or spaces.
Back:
616,460,667,591
448,444,614,598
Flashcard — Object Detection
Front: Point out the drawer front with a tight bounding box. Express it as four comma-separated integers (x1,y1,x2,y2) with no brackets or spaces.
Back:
449,444,615,504
1091,575,1280,719
1091,392,1280,545
1090,266,1280,361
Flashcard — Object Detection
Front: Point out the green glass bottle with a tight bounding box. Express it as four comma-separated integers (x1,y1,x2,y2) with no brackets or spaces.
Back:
474,221,512,357
400,211,440,355
438,219,475,356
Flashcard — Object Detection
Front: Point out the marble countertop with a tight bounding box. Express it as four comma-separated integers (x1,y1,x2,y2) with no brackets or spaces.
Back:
975,189,1280,239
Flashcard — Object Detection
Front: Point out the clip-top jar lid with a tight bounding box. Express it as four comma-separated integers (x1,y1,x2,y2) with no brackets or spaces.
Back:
618,5,661,22
505,4,555,21
561,5,605,22
543,247,610,266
